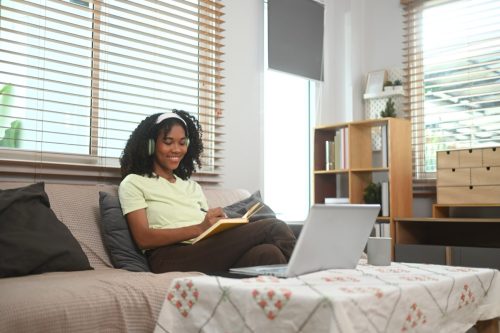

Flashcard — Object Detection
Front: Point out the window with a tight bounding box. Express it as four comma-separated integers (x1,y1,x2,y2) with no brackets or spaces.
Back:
0,0,224,182
263,70,314,222
404,0,500,180
263,0,318,221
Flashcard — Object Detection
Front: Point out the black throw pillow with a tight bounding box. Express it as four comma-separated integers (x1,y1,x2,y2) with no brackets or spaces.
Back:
0,182,92,278
223,191,277,222
98,191,150,272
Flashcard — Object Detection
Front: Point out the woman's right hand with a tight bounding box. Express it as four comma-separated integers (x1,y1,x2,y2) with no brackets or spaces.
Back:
200,207,226,231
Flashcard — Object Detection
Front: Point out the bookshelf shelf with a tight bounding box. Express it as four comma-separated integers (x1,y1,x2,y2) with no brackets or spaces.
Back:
363,89,405,100
350,167,389,173
313,118,413,255
314,170,349,175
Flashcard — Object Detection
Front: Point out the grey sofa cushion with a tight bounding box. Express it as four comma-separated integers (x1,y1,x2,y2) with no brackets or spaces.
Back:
0,182,92,277
98,191,150,272
223,191,276,222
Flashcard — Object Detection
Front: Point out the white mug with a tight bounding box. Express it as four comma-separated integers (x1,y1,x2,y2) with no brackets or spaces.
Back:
367,237,391,266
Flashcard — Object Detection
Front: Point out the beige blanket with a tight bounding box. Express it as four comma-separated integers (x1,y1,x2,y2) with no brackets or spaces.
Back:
1,269,202,332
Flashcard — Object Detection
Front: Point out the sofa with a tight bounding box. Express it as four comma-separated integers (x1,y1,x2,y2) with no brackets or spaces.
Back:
0,181,258,332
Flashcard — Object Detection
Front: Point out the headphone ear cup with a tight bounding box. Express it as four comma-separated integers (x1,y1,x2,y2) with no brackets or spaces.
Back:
148,139,155,156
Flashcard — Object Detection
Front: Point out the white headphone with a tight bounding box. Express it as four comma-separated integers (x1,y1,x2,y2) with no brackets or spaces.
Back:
148,112,190,156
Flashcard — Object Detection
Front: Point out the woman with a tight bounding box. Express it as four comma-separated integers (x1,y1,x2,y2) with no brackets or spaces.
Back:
119,110,296,273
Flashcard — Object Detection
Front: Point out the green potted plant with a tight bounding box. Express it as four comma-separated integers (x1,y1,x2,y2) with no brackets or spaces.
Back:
363,182,381,205
383,80,393,92
393,79,403,93
380,97,396,118
0,84,23,148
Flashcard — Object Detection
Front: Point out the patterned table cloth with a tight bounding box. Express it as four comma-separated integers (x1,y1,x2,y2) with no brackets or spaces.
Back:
154,260,500,333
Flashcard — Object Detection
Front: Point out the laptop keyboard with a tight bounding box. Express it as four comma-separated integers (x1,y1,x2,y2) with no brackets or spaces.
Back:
254,265,287,276
230,264,288,277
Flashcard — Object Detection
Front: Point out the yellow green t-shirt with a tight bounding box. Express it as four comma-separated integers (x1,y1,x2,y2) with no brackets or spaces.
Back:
118,174,209,230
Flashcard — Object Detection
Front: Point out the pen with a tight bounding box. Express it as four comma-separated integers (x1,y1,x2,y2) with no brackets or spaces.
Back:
200,208,208,213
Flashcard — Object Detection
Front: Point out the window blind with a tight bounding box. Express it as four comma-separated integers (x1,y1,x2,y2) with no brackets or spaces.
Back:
0,0,224,184
403,0,500,180
267,0,324,81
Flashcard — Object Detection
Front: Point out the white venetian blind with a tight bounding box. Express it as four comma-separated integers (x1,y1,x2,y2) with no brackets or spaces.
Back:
403,0,500,180
0,0,224,184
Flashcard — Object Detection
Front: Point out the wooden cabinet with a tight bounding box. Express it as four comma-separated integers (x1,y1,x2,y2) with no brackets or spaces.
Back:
483,147,500,165
313,118,413,252
436,147,500,204
395,147,500,270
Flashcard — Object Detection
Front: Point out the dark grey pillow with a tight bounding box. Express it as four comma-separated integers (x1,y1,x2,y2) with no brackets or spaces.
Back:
223,191,276,222
0,182,92,278
98,191,150,272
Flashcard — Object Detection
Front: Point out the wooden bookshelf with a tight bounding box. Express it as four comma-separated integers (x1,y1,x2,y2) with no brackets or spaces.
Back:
313,118,413,255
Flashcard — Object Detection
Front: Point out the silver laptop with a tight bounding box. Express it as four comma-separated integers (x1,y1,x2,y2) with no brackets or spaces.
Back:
229,204,380,278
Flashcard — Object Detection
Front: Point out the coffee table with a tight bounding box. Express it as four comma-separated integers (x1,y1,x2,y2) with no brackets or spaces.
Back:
154,260,500,333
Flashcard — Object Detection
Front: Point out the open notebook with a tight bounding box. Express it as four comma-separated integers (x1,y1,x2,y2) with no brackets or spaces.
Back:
190,202,264,244
229,204,380,278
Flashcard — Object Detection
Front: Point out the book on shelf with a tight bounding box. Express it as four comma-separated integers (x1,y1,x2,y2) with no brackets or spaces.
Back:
373,222,381,237
334,131,341,170
190,202,264,244
333,128,349,169
381,182,390,216
343,127,349,168
325,140,335,170
372,124,388,167
335,173,349,198
373,221,391,237
381,222,390,237
324,197,349,204
381,124,388,168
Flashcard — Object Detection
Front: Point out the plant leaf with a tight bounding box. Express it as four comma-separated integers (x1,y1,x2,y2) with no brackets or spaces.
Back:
0,120,22,148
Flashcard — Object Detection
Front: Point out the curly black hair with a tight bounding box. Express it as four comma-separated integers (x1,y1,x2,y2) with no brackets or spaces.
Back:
120,109,203,180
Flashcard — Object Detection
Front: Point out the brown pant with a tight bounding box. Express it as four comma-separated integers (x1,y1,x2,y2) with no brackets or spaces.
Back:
147,218,296,274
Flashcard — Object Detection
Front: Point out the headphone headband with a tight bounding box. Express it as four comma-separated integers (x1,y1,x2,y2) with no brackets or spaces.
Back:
156,112,187,127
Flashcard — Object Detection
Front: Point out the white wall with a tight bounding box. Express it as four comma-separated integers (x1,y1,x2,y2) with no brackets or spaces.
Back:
319,0,358,125
363,0,404,72
319,0,403,125
221,0,264,192
221,0,403,188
